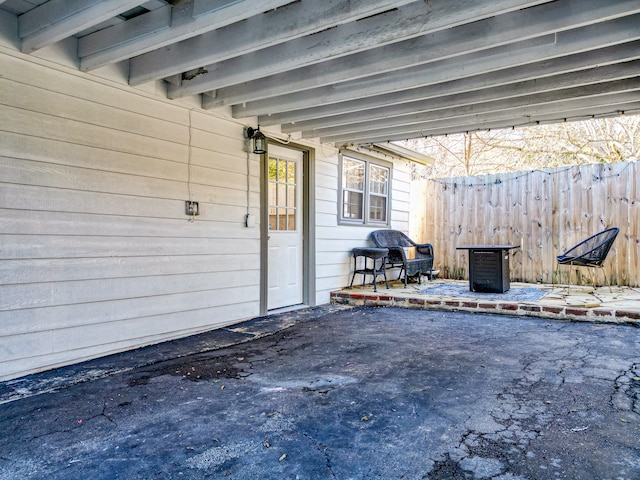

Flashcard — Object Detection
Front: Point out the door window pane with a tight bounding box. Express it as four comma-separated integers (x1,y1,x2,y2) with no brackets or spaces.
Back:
269,156,298,230
287,161,296,183
287,208,296,230
287,185,296,208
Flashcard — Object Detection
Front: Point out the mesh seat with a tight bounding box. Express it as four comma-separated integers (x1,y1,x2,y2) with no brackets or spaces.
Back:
555,227,619,292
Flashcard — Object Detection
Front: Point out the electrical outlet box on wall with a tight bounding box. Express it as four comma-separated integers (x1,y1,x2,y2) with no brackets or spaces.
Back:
185,201,199,216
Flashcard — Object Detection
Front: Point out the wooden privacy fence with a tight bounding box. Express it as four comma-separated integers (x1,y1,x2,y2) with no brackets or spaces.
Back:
423,160,640,287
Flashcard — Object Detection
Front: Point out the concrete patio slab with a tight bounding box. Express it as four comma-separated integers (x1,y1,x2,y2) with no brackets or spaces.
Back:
1,305,639,479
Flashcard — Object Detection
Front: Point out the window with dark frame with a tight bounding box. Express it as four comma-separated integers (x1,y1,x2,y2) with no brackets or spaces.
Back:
339,154,390,226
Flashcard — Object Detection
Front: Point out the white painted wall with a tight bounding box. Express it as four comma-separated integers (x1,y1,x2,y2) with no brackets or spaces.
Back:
0,36,413,380
313,149,412,304
0,48,263,380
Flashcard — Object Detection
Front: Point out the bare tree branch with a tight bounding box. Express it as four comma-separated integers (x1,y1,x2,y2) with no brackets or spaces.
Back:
404,115,640,179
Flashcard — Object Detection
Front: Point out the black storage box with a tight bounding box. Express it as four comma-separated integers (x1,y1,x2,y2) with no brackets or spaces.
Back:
469,249,510,293
456,245,520,294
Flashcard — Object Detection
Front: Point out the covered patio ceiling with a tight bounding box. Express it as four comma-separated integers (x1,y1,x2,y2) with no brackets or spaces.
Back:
2,0,640,147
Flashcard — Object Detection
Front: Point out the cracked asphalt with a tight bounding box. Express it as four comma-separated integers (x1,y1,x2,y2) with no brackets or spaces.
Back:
1,306,639,479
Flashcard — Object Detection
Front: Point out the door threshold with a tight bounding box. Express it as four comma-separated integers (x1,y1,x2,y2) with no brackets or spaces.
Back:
268,304,307,315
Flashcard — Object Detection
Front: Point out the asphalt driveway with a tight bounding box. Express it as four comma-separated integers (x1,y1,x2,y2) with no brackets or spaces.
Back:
1,306,639,479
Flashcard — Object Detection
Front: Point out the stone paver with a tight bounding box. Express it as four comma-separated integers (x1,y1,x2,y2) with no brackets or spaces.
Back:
333,280,640,325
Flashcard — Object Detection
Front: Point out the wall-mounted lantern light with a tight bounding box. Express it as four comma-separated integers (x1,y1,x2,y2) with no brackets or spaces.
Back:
245,126,266,154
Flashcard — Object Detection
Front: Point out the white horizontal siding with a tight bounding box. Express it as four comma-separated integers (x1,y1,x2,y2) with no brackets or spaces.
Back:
314,152,412,304
316,170,337,187
316,198,337,215
0,43,422,379
316,211,337,227
1,52,189,123
1,254,260,285
0,49,261,380
1,269,259,312
3,302,258,381
1,104,188,162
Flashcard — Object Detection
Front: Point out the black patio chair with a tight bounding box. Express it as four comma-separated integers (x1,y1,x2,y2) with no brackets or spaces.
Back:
555,227,619,292
370,230,434,287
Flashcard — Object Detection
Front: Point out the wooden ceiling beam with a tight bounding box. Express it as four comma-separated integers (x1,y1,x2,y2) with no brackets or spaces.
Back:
304,79,640,139
282,60,640,133
259,42,640,128
127,0,415,85
321,90,640,144
166,0,553,98
4,0,638,140
206,0,640,105
333,101,640,146
78,0,294,72
19,0,145,53
230,15,640,117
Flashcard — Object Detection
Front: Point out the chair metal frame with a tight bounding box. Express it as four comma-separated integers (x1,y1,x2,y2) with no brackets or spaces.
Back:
554,227,619,292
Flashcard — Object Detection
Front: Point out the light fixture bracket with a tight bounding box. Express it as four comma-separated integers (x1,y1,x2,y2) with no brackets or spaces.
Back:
245,126,267,154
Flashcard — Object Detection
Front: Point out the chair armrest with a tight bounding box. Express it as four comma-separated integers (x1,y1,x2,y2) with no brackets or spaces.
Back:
415,243,434,257
557,254,575,263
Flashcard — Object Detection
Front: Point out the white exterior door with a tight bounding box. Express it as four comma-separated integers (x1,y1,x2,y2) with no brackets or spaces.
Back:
267,145,304,310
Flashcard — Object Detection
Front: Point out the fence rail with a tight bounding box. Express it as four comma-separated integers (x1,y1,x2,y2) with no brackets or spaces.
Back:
423,160,640,287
